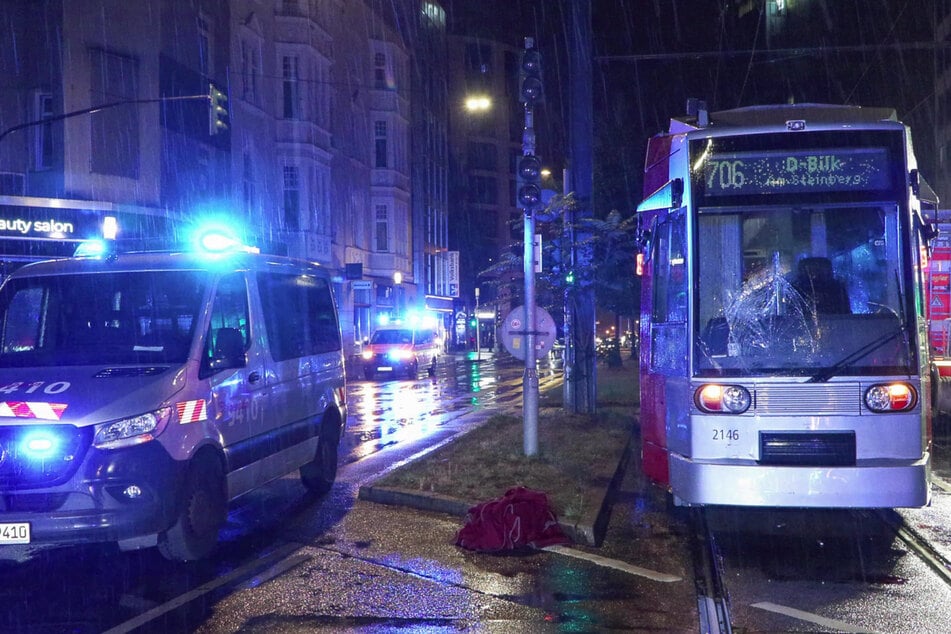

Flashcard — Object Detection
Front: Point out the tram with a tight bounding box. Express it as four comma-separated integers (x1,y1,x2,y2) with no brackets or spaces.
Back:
635,103,935,508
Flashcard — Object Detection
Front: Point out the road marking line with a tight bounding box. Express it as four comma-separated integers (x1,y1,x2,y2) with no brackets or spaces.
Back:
751,601,881,633
102,543,302,634
542,544,682,582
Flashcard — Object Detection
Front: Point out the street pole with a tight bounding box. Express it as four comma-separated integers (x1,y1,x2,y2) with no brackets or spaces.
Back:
475,287,481,361
516,37,543,457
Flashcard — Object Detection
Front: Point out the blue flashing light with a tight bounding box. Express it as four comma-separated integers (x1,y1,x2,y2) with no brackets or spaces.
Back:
74,239,107,258
192,224,259,256
20,431,61,460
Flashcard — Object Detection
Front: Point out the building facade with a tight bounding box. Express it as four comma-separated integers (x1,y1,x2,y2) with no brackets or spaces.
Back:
0,0,449,357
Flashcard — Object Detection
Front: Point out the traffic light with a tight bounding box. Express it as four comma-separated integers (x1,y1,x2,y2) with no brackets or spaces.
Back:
565,269,575,285
469,316,477,328
516,153,542,210
518,47,544,105
208,83,229,136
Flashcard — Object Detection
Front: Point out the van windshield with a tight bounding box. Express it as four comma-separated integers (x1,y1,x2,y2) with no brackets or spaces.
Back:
370,329,413,345
0,271,207,367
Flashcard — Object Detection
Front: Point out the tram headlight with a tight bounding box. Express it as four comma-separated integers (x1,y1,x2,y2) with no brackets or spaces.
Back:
695,384,751,414
864,383,917,412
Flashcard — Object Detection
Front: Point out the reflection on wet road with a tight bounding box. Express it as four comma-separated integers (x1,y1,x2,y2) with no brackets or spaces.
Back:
341,354,532,463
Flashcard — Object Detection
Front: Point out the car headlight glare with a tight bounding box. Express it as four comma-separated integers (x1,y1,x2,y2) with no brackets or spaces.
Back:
94,407,172,449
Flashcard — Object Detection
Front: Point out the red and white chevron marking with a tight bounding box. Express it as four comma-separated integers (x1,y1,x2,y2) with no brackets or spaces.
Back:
0,401,68,420
176,399,208,424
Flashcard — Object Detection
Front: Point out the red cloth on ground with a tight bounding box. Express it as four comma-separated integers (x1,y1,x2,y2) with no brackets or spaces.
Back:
455,486,571,552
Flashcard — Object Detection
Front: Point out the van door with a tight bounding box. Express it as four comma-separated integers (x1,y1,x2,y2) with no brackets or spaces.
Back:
199,271,269,495
254,270,343,482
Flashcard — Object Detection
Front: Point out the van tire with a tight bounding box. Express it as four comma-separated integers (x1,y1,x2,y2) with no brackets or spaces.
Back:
363,368,374,380
301,419,340,495
158,453,226,562
407,360,418,379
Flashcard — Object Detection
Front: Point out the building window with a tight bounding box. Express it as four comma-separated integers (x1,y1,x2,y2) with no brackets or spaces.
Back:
283,165,300,231
34,92,54,170
375,204,389,252
312,166,329,234
467,175,498,205
89,49,138,177
374,52,387,89
240,39,260,104
374,120,388,168
283,55,301,119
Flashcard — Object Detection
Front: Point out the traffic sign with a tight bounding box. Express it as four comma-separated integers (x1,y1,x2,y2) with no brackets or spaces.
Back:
500,305,557,361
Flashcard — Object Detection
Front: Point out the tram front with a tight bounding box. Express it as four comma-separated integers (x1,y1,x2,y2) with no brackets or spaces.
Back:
642,109,933,509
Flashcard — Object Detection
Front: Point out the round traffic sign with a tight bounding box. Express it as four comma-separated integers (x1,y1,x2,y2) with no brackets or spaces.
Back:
500,305,557,361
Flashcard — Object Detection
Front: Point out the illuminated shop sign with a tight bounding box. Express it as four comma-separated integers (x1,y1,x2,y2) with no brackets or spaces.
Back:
0,217,76,237
700,147,892,196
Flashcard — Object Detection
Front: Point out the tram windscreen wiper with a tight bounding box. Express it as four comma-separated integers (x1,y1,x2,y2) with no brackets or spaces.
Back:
806,325,907,383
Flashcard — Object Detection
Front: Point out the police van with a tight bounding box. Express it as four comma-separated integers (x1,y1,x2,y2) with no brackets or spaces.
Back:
0,230,347,561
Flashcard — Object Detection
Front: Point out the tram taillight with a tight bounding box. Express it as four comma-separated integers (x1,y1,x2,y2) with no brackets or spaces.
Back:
695,384,751,414
864,383,917,412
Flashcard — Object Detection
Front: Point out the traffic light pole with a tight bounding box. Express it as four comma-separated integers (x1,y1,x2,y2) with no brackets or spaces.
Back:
517,37,544,456
522,103,539,457
0,94,213,145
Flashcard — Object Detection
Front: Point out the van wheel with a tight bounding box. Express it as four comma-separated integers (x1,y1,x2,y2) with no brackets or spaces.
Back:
427,357,436,377
301,421,339,495
406,361,418,379
158,454,226,562
363,368,374,380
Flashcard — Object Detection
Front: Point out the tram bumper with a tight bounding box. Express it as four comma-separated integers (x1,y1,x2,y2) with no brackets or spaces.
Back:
668,453,931,508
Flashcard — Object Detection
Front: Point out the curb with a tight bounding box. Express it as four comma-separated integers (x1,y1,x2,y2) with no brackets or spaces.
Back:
357,429,635,547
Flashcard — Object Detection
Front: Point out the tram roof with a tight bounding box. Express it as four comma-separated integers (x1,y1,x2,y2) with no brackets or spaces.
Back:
670,103,899,134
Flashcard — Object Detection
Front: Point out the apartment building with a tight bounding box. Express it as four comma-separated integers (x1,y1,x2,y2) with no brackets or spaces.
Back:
0,0,450,354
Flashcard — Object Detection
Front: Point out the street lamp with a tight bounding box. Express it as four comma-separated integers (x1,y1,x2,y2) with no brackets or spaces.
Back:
393,271,403,320
464,95,492,112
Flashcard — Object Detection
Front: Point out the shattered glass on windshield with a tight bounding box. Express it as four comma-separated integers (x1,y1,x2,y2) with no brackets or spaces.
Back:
695,204,913,377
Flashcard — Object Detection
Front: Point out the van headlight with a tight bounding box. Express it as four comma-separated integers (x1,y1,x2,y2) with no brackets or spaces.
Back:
94,407,172,449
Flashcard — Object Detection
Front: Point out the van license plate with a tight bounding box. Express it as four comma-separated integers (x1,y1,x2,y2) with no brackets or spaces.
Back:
0,522,30,544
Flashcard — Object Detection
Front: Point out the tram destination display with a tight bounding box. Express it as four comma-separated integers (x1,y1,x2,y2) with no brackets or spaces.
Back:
700,147,891,196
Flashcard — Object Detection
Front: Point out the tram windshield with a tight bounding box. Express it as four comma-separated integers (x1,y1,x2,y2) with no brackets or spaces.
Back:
694,203,915,378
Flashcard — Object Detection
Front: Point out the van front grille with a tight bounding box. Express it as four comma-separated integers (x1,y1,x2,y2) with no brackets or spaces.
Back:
0,425,92,489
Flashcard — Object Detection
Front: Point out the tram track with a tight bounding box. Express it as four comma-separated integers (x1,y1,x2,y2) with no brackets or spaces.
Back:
688,508,733,634
872,509,951,588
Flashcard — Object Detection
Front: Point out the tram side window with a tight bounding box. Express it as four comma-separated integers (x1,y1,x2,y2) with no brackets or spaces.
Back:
652,214,687,324
650,213,687,373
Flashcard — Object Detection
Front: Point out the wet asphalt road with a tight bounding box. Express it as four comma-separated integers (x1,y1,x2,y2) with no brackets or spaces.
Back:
2,354,951,632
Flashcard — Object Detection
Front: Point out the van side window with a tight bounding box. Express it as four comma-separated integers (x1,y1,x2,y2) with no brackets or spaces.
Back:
200,272,250,377
257,271,341,361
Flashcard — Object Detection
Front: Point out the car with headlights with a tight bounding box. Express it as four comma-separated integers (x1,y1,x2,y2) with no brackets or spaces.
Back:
0,231,347,561
361,325,440,380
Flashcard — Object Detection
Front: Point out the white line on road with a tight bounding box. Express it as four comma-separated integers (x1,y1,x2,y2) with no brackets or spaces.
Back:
542,544,682,583
751,601,882,634
102,543,305,634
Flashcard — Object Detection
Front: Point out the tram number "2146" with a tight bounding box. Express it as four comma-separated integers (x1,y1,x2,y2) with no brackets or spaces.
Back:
713,429,740,441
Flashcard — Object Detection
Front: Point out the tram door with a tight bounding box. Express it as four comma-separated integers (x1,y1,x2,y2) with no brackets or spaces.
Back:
639,208,689,487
